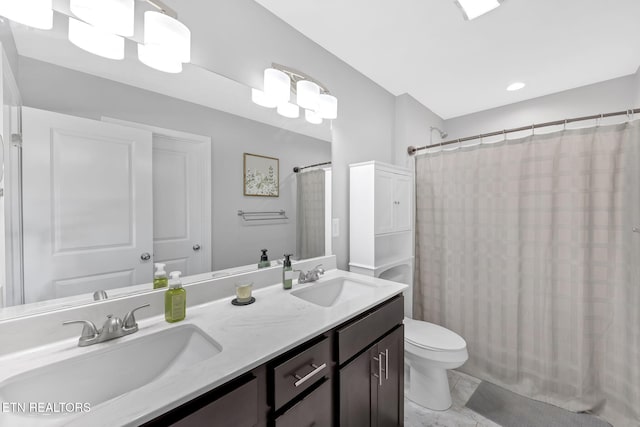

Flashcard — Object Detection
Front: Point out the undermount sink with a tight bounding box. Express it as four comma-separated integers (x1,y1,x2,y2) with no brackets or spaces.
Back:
0,324,221,416
291,277,378,307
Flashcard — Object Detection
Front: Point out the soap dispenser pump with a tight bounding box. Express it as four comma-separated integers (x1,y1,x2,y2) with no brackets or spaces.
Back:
165,271,186,323
258,249,270,269
282,254,294,290
153,263,168,289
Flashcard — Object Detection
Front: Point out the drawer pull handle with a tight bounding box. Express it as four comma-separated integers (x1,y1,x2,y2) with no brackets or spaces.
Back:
293,363,327,387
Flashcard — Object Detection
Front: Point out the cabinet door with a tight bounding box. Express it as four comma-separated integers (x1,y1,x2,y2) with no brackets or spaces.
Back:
393,174,412,232
339,346,376,427
375,327,404,427
374,170,395,235
276,380,332,427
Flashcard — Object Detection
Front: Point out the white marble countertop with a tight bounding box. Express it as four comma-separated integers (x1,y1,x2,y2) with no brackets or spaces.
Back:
0,269,407,427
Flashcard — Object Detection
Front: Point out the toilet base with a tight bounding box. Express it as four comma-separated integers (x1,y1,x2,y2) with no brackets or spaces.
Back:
407,362,452,411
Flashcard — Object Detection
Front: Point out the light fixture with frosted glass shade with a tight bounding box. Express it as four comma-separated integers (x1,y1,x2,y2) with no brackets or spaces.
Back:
251,89,278,108
297,80,320,110
317,94,338,119
0,0,53,30
264,68,291,105
305,109,323,125
69,0,134,37
142,11,191,63
455,0,502,20
68,17,125,60
138,43,182,73
277,102,300,119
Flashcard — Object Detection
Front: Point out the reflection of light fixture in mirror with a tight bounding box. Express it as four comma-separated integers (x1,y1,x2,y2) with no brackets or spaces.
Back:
297,80,320,110
264,69,291,104
70,0,134,37
0,0,53,30
138,11,191,72
455,0,502,20
305,109,323,125
251,88,278,108
68,18,125,60
277,102,300,119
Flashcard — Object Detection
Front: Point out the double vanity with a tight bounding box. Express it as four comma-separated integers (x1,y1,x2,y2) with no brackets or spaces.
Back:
0,256,407,426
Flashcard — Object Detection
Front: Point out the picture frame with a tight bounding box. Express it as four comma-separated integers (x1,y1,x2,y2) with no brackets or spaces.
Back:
243,153,280,197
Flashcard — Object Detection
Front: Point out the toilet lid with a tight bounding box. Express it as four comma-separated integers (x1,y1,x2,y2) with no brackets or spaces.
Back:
404,318,466,351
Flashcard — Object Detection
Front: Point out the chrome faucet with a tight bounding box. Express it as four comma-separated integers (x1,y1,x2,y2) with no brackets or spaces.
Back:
297,264,325,284
63,304,150,347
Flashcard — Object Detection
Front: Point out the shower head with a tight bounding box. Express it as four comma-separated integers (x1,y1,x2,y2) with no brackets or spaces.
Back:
431,126,448,139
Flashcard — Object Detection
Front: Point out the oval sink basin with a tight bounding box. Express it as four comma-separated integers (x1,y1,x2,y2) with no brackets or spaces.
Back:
291,277,378,307
0,324,221,417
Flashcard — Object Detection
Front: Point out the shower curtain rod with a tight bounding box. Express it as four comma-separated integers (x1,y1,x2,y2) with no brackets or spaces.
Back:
293,161,332,173
407,107,640,155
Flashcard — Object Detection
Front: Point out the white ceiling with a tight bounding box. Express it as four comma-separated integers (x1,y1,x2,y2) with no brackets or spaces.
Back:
254,0,640,119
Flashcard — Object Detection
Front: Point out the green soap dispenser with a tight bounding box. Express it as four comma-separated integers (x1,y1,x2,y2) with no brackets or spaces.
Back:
153,263,168,289
283,254,294,290
258,249,271,269
165,271,186,323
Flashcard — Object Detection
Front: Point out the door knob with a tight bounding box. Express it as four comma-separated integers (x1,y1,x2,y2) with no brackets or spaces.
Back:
193,244,201,251
140,252,151,261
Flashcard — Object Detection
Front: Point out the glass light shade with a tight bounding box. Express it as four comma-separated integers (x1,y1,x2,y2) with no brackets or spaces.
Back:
251,88,277,108
277,102,300,119
297,80,320,110
305,109,323,125
455,0,501,20
68,18,124,60
0,0,53,30
317,94,338,119
70,0,134,37
138,43,182,73
143,11,191,63
263,68,290,104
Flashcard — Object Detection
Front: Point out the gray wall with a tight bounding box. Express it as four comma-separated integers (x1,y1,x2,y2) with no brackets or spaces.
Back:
444,75,637,140
18,57,331,270
179,0,397,269
635,67,640,107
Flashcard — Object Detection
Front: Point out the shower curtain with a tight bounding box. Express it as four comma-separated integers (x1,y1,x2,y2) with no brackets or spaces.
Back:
296,169,325,259
414,121,640,426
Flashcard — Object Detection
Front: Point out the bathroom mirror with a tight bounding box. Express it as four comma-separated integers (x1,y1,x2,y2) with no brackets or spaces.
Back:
0,6,332,315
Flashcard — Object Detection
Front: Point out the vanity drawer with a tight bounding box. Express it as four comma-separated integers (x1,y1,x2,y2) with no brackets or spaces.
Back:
275,379,332,427
272,336,331,410
336,295,403,365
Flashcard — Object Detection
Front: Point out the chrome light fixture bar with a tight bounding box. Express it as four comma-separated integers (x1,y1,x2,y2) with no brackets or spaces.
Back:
252,63,338,124
455,0,502,20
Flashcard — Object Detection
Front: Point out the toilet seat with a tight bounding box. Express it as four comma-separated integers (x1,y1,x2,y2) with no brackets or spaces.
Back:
404,317,466,352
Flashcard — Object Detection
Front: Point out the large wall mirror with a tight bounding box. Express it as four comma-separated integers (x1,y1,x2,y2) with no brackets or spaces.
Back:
0,2,333,317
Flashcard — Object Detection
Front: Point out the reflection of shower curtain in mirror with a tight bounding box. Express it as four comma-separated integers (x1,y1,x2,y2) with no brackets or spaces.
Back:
414,121,640,426
296,170,325,259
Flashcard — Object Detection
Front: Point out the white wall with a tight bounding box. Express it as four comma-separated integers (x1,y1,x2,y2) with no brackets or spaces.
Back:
18,57,331,270
445,75,637,140
634,67,640,107
394,94,444,169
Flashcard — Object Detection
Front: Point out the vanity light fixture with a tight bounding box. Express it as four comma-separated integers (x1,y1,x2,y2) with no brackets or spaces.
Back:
68,17,125,60
138,10,191,73
507,82,526,91
0,0,53,30
70,0,134,37
252,64,338,124
455,0,502,20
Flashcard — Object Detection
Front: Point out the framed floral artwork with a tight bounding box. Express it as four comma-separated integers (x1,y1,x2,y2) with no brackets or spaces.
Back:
243,153,279,197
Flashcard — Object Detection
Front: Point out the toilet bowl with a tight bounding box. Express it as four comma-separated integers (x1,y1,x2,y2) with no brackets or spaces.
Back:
404,317,468,411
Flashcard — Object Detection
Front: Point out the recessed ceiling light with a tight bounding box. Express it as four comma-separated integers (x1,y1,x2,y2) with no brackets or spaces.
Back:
455,0,502,20
507,82,526,91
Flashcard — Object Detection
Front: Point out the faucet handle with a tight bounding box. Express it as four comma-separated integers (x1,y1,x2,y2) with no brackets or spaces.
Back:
63,320,98,340
122,304,150,330
313,264,325,274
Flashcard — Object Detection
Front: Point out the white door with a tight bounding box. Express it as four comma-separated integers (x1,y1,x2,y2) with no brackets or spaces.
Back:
374,170,395,234
22,107,153,303
152,133,211,276
393,174,412,232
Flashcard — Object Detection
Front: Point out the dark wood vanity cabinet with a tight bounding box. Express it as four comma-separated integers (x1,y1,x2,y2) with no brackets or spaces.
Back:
145,295,404,427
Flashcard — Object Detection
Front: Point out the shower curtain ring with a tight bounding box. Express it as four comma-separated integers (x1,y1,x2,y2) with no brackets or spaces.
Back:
503,129,507,142
458,138,462,150
563,119,567,131
531,124,535,136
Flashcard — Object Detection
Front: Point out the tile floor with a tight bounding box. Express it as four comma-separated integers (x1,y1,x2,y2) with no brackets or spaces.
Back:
404,369,501,427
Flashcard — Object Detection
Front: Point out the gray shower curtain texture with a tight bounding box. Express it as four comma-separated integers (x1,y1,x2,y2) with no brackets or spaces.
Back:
414,121,640,426
296,169,325,260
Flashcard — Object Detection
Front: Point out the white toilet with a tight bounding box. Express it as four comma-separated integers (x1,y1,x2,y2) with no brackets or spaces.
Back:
403,317,469,411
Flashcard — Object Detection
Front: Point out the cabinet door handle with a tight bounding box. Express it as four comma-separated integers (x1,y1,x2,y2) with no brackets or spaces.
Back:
293,363,326,387
384,348,389,380
373,353,383,386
